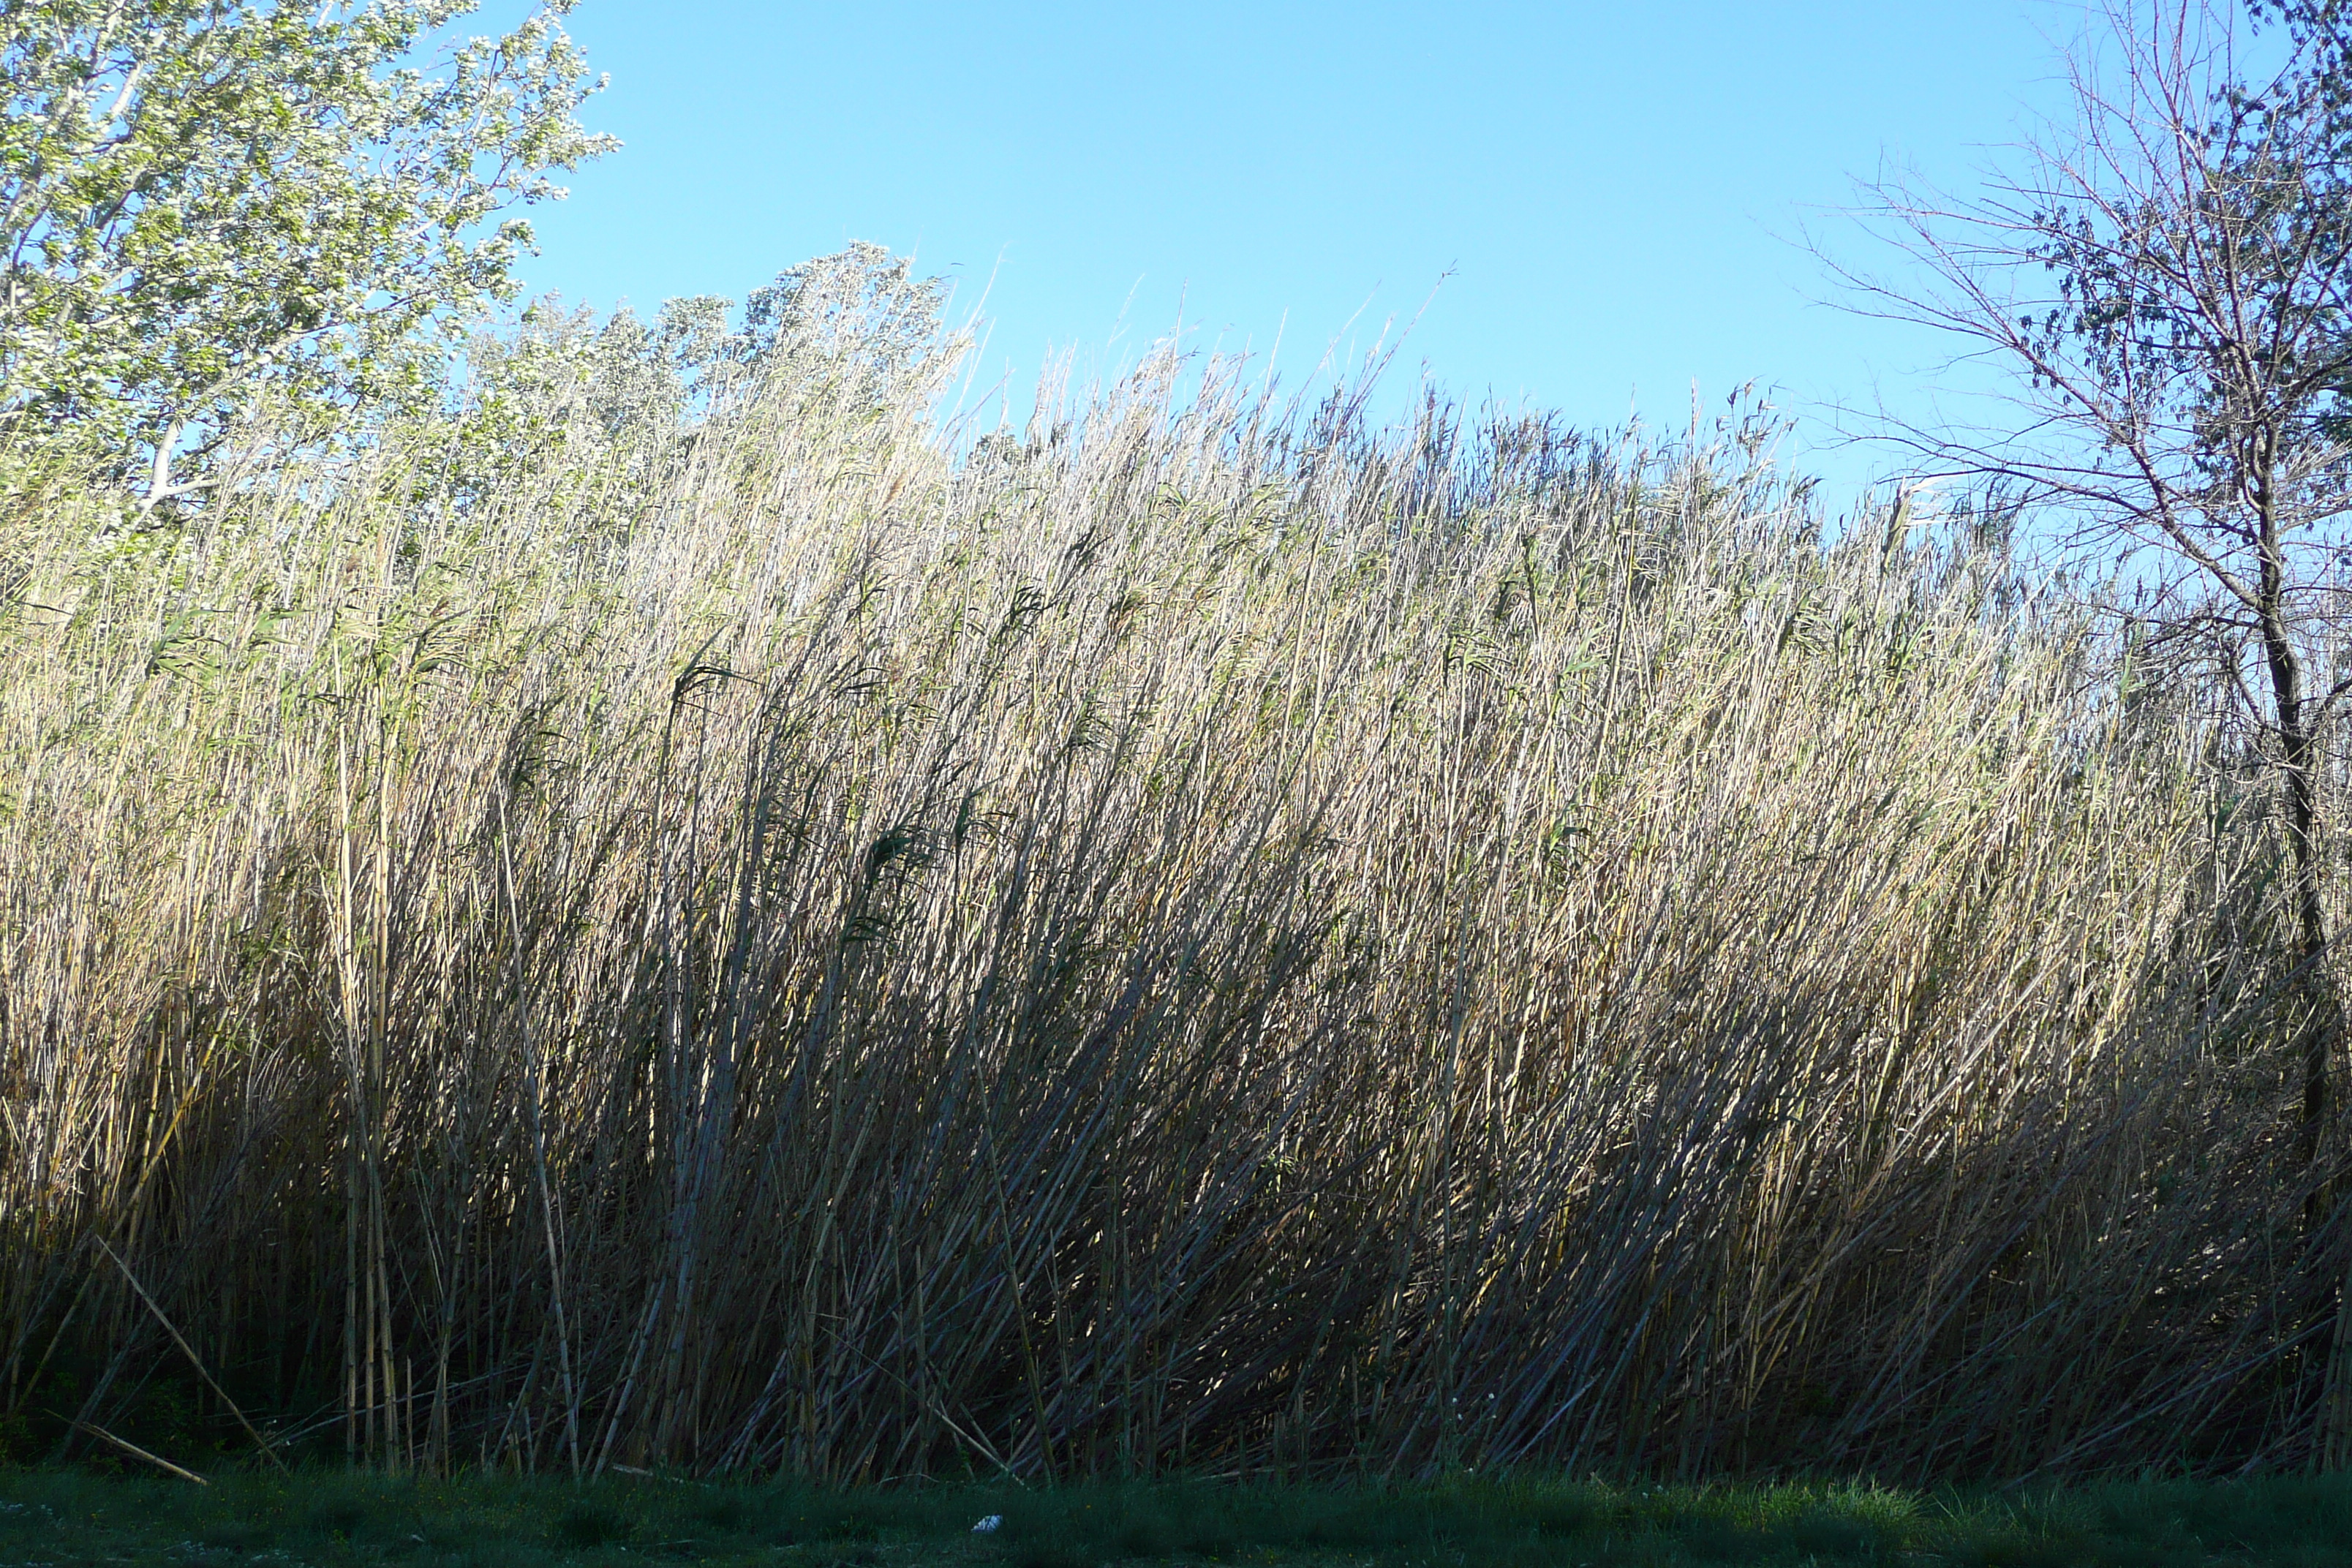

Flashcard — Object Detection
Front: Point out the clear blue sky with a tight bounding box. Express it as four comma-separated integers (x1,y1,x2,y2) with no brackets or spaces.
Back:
510,1,2076,510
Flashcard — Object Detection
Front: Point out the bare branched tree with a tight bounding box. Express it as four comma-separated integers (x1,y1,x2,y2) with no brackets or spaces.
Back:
1833,0,2352,1454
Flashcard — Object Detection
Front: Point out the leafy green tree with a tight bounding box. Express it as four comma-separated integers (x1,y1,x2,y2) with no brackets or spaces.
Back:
448,243,959,497
0,0,615,506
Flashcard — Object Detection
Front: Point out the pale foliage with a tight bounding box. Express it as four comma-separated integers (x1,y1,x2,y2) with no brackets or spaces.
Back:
0,253,2334,1479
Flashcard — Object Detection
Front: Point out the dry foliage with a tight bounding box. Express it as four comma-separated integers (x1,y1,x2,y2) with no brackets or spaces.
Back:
0,287,2340,1481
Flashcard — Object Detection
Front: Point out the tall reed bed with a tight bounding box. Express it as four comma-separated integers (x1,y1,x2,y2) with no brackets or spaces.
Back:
0,267,2334,1481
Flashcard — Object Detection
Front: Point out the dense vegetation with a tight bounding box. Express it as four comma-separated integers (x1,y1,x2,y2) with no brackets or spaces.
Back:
1,243,2346,1484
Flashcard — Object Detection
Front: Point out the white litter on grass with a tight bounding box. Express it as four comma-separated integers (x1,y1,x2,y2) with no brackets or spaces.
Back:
972,1515,1003,1534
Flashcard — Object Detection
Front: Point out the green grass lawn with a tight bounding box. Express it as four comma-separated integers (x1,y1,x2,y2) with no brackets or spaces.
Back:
6,1468,2352,1568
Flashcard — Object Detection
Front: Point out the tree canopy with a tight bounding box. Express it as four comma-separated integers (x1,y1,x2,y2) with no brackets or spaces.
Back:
0,0,615,503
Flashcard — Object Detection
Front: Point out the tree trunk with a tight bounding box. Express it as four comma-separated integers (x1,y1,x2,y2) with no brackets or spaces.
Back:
2259,534,2351,1465
2265,627,2337,1184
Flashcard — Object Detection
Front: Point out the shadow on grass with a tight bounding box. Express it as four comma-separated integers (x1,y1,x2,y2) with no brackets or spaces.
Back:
1,1466,2351,1565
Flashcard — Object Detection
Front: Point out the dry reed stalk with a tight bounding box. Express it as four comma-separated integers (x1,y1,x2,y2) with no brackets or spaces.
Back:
0,289,2342,1480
